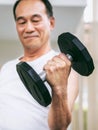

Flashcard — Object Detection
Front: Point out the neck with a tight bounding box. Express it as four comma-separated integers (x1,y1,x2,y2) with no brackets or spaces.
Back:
20,44,52,62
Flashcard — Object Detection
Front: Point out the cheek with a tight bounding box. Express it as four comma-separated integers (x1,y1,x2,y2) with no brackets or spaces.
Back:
38,24,51,37
16,25,24,37
38,20,51,31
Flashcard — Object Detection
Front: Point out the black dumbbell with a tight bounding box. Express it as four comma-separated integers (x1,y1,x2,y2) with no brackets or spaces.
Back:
16,32,94,107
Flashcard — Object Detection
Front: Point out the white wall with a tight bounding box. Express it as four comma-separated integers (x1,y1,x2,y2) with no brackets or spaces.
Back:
0,0,86,6
0,40,23,67
50,0,86,6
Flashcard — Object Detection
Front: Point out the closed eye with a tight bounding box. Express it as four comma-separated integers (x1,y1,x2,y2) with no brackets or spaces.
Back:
32,19,39,23
31,14,42,23
19,21,26,24
16,17,26,25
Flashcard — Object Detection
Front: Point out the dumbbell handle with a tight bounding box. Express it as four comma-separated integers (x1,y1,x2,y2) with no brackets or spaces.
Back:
40,54,73,82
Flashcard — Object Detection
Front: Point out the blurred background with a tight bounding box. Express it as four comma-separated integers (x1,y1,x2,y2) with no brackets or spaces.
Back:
0,0,97,130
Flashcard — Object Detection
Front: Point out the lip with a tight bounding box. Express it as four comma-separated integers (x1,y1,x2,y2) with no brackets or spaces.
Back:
24,35,39,39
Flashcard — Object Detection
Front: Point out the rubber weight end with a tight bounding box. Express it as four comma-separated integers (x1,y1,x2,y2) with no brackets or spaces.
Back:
16,62,51,107
58,32,95,76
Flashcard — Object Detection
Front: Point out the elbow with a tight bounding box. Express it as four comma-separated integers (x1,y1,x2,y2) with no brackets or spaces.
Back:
49,113,72,130
66,111,72,128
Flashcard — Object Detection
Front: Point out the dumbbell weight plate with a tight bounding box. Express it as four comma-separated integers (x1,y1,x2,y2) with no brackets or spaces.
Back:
16,62,51,107
58,32,94,76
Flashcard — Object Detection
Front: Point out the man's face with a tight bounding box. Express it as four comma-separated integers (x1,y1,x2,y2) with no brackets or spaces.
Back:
15,0,55,53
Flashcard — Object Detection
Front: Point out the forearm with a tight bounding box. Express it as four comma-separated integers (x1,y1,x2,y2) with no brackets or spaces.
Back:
48,87,71,130
43,54,77,130
48,69,79,130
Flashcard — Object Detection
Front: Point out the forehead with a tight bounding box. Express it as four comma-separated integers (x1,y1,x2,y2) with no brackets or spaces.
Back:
15,0,47,18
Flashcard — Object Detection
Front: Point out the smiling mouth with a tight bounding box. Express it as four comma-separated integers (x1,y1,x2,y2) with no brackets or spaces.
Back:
24,35,39,39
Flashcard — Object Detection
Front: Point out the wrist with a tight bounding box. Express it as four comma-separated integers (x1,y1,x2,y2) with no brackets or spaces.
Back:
51,85,68,101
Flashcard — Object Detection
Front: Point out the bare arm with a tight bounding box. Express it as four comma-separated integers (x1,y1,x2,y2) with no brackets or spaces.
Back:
44,53,79,130
67,68,79,111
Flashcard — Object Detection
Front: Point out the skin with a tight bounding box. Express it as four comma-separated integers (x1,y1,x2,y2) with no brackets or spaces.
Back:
15,0,79,130
15,0,55,61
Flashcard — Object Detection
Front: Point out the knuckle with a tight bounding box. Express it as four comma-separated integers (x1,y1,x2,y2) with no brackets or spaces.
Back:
67,60,71,67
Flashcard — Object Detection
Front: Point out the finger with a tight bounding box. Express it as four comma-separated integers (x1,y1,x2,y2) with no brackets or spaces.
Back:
46,57,66,70
51,55,66,66
58,53,72,66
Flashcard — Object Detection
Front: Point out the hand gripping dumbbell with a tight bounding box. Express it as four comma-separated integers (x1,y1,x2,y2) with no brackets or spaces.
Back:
16,32,94,107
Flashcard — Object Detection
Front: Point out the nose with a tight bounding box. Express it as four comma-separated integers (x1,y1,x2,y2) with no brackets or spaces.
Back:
25,21,35,33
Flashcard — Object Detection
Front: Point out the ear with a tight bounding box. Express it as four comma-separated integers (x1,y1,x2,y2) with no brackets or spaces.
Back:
49,17,55,30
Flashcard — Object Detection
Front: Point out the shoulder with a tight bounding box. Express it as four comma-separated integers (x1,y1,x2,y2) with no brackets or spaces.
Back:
0,59,19,73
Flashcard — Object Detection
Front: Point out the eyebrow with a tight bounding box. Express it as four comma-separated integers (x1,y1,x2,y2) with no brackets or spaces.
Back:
16,16,25,21
32,14,42,19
